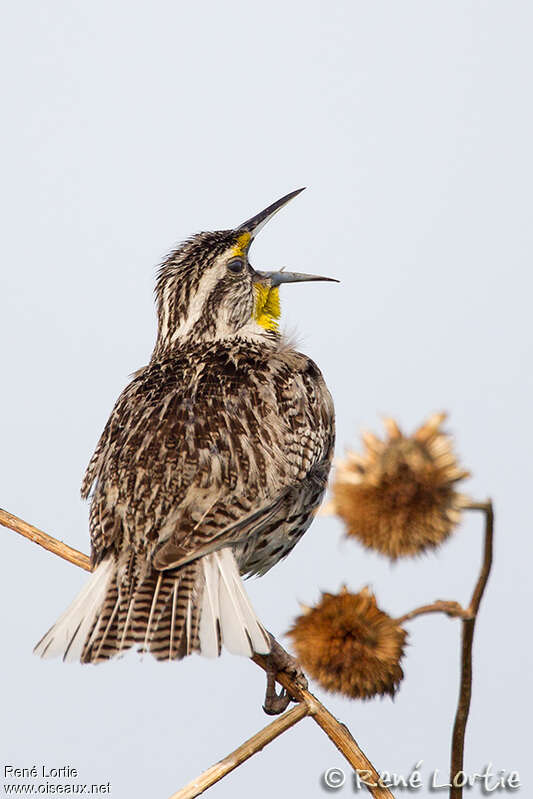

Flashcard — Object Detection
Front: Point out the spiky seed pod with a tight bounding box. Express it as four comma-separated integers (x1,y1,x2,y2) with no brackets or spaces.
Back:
287,587,406,699
330,412,470,559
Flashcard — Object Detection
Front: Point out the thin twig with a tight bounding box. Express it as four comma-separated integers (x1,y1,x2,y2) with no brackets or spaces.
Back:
449,499,494,799
0,508,91,571
169,703,309,799
1,507,394,799
396,600,472,625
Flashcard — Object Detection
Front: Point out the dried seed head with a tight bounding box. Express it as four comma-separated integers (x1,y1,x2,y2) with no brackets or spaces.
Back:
287,587,406,699
330,412,470,559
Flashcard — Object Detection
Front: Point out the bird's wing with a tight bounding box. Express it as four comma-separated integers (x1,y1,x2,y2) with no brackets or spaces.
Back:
84,345,334,568
151,457,331,572
151,489,289,570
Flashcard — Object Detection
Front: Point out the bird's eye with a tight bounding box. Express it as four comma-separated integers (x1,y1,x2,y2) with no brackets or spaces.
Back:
227,257,245,274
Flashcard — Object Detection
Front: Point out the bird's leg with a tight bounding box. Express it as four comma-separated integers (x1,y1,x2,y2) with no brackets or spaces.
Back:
260,632,308,716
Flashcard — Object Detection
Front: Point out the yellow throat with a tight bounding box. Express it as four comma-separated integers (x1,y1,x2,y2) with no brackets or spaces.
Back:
232,234,280,332
253,284,281,331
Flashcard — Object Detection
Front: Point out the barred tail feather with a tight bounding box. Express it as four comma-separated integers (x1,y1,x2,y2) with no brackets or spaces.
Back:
199,549,270,658
34,548,270,663
81,559,201,662
33,557,115,662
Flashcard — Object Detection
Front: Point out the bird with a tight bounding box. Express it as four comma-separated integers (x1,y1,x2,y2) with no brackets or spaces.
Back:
34,189,336,694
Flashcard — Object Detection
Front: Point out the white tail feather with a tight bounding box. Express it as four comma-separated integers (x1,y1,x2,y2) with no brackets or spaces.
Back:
199,549,270,658
199,555,221,657
34,558,115,662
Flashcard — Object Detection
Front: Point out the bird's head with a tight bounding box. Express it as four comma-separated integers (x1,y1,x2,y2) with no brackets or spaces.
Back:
152,189,337,358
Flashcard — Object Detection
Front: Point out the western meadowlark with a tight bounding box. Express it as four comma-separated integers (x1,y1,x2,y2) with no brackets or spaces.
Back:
35,189,336,707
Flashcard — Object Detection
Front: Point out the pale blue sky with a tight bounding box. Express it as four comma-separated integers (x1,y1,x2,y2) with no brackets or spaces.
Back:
1,2,532,797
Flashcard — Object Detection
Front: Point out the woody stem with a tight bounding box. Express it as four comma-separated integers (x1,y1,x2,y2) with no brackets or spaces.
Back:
395,600,472,624
449,500,493,799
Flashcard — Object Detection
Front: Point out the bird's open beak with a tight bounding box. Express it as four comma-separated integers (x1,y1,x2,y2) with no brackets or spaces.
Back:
238,188,339,286
253,270,339,287
237,188,306,239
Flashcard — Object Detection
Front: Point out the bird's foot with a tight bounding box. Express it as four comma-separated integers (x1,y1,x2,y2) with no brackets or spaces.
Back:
263,670,291,715
261,633,308,716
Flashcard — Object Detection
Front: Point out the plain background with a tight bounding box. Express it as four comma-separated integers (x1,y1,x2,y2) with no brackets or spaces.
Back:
1,2,532,797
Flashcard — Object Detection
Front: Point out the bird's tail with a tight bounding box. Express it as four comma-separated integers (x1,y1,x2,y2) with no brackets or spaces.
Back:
34,548,270,663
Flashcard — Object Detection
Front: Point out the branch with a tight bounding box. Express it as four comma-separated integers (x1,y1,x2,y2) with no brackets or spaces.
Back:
253,654,395,798
449,499,494,799
1,506,395,799
0,508,91,571
169,703,309,799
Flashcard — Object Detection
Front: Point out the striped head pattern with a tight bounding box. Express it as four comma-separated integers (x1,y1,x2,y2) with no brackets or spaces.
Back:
151,189,337,359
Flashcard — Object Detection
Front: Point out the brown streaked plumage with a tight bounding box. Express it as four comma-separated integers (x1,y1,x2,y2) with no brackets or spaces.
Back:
34,189,336,665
